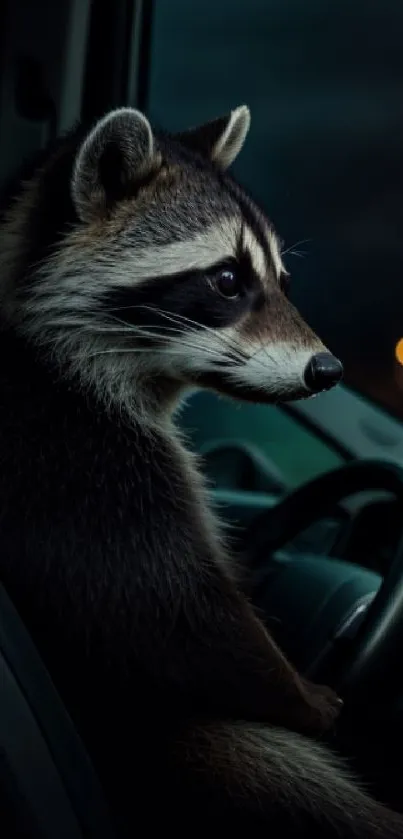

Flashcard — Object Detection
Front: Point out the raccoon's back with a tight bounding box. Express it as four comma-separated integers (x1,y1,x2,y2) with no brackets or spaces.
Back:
0,330,198,718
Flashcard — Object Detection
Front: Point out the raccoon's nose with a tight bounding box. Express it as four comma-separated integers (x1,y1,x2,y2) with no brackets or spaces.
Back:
304,352,343,393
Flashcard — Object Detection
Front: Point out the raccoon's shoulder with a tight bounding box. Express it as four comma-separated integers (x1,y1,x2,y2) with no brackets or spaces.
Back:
0,336,226,578
0,323,202,506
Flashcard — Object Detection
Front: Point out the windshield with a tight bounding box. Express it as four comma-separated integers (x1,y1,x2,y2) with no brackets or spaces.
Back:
146,0,403,422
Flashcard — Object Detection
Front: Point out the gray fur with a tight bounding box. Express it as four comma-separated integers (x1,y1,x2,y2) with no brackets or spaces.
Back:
177,722,403,835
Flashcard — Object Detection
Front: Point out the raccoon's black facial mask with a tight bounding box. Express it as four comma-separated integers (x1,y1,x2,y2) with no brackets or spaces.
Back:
101,251,266,339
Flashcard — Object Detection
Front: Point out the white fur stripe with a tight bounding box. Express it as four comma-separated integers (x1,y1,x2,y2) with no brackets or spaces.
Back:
243,227,267,280
227,343,315,394
268,229,285,278
28,218,241,317
117,220,239,283
243,226,285,281
55,217,238,285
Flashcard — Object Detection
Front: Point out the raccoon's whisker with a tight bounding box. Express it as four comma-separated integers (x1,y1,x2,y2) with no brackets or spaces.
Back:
85,346,233,363
248,340,288,375
44,316,274,374
85,331,238,360
44,320,242,364
133,305,249,362
96,324,194,339
103,305,227,345
44,309,250,367
58,322,234,356
286,249,306,259
281,238,312,257
45,318,197,342
110,320,248,366
63,303,249,365
51,308,246,363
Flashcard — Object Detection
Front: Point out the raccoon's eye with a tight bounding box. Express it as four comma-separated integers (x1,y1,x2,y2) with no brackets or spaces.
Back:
215,268,241,299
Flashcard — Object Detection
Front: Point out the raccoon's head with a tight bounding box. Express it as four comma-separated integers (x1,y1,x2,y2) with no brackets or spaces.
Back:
3,106,342,418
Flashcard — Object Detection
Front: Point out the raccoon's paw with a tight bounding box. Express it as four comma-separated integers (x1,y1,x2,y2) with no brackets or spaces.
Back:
301,678,344,734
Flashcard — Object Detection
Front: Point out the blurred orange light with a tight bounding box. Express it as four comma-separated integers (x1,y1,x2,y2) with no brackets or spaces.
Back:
395,338,403,366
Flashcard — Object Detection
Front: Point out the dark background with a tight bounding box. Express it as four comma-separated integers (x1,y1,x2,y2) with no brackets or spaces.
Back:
145,0,403,418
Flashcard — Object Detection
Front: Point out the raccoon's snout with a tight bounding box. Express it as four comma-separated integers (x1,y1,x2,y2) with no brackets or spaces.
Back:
304,352,343,393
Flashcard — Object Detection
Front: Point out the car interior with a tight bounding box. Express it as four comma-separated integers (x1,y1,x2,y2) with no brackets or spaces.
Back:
2,0,403,835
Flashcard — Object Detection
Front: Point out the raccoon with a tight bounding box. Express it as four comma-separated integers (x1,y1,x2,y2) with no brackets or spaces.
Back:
0,104,401,837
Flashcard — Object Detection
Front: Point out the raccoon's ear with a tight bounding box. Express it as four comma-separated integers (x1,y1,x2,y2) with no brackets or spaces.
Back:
177,105,250,169
71,108,161,222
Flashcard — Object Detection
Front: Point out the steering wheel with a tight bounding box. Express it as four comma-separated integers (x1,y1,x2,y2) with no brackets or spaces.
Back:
246,460,403,705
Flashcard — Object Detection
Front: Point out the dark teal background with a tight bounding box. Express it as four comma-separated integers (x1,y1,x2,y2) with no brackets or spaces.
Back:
146,1,403,416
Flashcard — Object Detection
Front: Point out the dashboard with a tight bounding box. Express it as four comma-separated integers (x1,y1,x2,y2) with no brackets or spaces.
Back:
285,491,402,576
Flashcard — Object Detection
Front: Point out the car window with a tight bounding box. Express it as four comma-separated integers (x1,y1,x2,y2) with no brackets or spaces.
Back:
146,0,403,426
180,392,344,489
